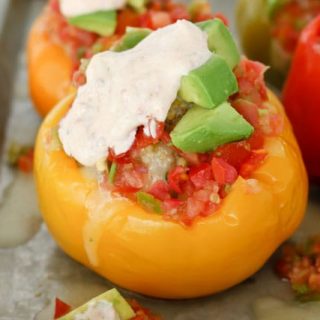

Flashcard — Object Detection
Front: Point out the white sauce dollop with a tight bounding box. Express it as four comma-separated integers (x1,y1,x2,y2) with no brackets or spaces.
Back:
59,20,211,166
75,300,120,320
59,0,126,17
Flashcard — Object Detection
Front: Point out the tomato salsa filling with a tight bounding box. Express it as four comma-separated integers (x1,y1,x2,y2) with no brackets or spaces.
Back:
276,236,320,301
55,20,283,226
95,59,279,225
67,58,281,226
47,0,223,72
271,0,320,55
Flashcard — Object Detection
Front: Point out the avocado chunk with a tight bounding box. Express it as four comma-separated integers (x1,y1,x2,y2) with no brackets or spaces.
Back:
127,0,147,12
68,10,117,37
59,288,135,320
170,102,254,153
114,27,151,52
179,54,238,109
197,19,240,69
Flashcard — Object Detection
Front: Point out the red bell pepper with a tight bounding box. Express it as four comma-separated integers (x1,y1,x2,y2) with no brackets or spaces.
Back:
282,16,320,181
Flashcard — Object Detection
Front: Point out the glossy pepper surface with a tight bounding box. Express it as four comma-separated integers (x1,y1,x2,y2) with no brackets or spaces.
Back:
34,92,307,299
283,16,320,181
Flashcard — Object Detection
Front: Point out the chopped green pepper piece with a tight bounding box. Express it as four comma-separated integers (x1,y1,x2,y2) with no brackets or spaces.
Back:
136,192,163,214
108,162,117,184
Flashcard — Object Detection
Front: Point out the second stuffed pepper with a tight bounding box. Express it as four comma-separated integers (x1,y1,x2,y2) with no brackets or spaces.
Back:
236,0,320,86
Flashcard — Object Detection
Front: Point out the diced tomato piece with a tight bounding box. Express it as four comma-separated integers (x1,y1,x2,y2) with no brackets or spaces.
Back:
189,163,212,189
192,188,211,202
194,13,228,25
134,128,156,149
240,149,267,178
180,179,195,197
139,12,154,29
308,273,320,292
275,259,292,280
130,299,160,320
54,298,71,319
211,157,238,185
232,98,260,128
169,5,190,22
72,70,86,87
215,142,251,171
116,8,140,35
148,180,170,201
108,148,132,164
201,201,218,217
234,58,268,106
49,0,60,13
133,123,164,150
269,113,284,136
185,197,205,221
211,13,229,26
168,166,189,193
150,11,172,29
247,129,264,150
114,164,146,193
160,130,171,145
290,258,313,285
17,150,34,173
163,199,183,212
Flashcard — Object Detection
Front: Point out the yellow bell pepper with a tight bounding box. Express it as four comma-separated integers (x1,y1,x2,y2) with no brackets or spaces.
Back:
34,91,307,299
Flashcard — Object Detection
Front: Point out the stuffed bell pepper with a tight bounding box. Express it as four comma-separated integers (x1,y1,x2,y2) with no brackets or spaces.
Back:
282,16,320,181
27,0,220,116
34,19,307,299
54,288,159,319
236,0,320,86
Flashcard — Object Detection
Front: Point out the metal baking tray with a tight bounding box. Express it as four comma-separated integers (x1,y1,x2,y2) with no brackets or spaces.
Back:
0,1,319,319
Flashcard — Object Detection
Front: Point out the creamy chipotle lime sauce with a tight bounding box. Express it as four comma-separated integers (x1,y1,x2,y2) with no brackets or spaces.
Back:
75,300,120,320
59,20,211,166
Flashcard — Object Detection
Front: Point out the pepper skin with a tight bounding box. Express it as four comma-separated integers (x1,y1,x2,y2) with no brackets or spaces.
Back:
236,0,271,66
283,16,320,181
34,92,307,299
27,12,73,117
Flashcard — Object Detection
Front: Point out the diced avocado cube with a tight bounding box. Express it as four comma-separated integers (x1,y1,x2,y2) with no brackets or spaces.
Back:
170,102,254,153
59,288,135,320
197,19,240,69
179,54,238,109
68,10,117,37
113,27,151,52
